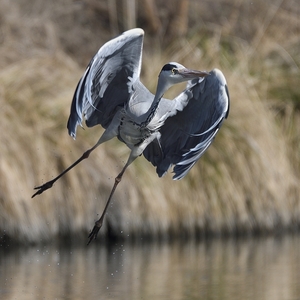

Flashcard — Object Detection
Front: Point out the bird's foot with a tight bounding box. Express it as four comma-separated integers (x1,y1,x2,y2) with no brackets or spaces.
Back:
32,180,54,198
87,220,103,245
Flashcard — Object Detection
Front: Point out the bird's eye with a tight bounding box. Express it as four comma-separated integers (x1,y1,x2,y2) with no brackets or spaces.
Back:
172,68,178,75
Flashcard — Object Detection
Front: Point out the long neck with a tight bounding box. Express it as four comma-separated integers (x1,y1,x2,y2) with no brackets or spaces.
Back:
142,78,169,127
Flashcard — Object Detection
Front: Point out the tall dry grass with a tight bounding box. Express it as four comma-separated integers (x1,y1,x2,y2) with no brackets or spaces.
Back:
0,0,299,243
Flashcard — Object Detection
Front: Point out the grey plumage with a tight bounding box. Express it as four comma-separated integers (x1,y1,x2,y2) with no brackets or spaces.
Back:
144,69,229,179
33,28,230,244
67,28,229,180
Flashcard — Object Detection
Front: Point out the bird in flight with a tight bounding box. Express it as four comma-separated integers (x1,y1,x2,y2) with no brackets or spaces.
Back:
32,28,230,245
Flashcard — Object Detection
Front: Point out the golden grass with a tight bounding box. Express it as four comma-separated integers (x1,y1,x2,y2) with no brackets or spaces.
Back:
0,0,299,242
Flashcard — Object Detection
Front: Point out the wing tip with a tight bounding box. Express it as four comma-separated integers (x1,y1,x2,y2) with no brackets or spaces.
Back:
211,68,230,118
133,28,144,35
67,125,77,140
69,132,76,140
67,117,82,140
124,28,144,38
211,68,227,85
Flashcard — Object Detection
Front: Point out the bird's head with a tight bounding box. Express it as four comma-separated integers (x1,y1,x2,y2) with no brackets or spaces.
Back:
159,62,209,85
156,62,209,98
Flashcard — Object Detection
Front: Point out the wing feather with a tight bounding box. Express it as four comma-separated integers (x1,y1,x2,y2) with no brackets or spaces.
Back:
143,69,230,179
67,28,144,138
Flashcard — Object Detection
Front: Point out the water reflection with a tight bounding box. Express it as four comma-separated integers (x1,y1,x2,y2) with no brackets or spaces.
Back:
1,235,299,300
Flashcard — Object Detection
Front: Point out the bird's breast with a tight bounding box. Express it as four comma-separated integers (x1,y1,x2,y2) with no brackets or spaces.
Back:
118,119,150,147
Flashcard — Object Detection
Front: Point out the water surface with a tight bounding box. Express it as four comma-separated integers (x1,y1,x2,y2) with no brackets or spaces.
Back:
1,235,299,299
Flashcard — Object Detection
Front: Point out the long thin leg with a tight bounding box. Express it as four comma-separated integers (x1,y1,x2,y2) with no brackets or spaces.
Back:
32,145,97,198
87,163,129,245
86,133,160,245
32,129,116,198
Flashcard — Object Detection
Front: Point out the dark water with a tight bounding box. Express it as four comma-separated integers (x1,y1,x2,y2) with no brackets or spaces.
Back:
1,235,300,300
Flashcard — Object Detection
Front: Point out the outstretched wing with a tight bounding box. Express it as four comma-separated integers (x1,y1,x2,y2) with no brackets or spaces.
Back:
143,69,230,180
67,28,144,138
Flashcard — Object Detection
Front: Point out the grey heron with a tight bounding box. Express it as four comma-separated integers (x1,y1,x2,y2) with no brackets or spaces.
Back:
32,28,230,245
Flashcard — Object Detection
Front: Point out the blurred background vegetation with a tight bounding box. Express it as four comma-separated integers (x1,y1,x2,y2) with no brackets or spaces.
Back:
0,0,299,243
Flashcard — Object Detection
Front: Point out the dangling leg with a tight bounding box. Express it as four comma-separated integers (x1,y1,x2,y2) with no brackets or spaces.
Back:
87,152,136,245
87,132,161,245
32,128,117,198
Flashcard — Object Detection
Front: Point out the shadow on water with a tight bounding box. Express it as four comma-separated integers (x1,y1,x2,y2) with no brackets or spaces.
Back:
0,235,300,300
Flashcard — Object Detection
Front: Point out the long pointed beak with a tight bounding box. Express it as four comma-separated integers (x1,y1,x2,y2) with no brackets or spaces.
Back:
178,68,210,78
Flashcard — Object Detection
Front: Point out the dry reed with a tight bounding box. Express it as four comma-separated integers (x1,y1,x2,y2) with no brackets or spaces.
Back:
0,0,299,243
